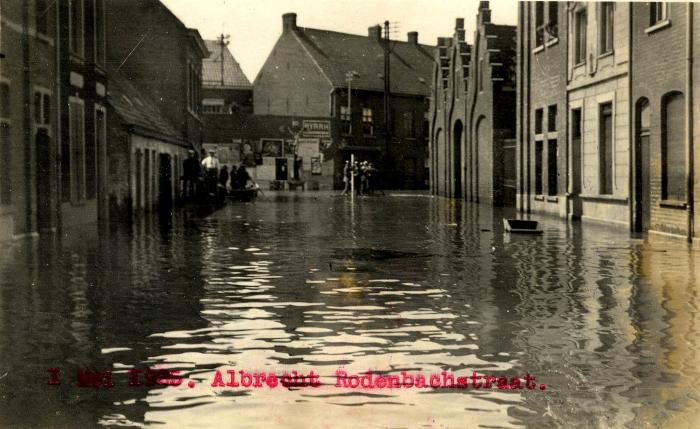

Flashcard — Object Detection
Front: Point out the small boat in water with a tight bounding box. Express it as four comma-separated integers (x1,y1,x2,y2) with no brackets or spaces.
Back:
503,218,543,234
227,189,258,202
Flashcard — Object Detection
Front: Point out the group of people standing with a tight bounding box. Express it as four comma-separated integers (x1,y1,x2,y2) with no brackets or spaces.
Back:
181,149,252,201
342,160,378,196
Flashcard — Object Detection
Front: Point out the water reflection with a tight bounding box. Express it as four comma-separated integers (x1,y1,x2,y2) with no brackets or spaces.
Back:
0,193,698,428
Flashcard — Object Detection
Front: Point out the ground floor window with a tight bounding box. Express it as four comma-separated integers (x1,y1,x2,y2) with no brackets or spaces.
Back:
69,98,86,202
547,139,557,196
535,140,543,195
599,102,613,195
662,92,686,201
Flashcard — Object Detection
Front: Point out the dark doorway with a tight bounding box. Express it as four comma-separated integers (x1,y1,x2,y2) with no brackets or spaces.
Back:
35,128,52,231
634,99,651,232
570,108,583,218
275,158,288,181
159,153,172,208
453,120,463,198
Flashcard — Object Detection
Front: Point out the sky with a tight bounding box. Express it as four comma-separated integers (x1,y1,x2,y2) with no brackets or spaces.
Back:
160,0,518,83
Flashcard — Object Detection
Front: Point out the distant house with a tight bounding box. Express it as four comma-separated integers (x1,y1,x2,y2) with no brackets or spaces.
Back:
429,1,517,205
249,13,435,190
202,39,253,115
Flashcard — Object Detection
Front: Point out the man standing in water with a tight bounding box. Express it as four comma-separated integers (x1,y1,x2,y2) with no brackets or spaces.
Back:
201,149,220,196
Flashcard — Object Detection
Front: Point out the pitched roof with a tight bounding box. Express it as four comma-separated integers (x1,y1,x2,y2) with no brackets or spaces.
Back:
203,40,252,89
292,28,435,96
108,73,184,145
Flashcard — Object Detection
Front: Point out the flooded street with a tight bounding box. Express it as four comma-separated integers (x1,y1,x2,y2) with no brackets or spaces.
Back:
1,192,699,428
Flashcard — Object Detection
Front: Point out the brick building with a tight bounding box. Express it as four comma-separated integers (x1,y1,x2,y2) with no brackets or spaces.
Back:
105,0,208,216
516,1,568,217
251,13,434,190
517,2,632,226
0,0,109,241
630,2,700,239
429,1,516,206
202,39,253,115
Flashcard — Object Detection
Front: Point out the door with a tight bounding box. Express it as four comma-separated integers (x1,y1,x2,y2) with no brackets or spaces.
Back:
275,158,288,181
634,99,651,232
35,128,52,231
159,153,172,208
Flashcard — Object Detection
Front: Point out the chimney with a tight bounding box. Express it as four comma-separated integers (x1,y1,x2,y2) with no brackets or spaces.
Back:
368,25,382,41
455,18,464,30
282,13,297,32
479,1,491,24
407,31,418,44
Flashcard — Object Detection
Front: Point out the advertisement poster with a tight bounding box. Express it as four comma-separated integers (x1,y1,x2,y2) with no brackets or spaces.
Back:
1,2,699,429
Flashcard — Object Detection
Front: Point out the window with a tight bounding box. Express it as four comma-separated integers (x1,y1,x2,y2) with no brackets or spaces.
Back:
0,83,10,206
535,1,545,47
478,58,484,91
69,0,84,57
599,102,613,195
574,8,587,65
423,112,430,141
36,0,48,36
600,2,614,54
203,105,224,114
187,63,201,114
95,0,106,67
535,108,543,134
547,104,557,132
535,140,543,195
34,91,51,125
340,106,351,135
547,2,558,39
650,3,668,27
403,111,415,137
69,99,86,202
661,92,686,201
362,107,373,135
547,139,557,196
85,106,105,199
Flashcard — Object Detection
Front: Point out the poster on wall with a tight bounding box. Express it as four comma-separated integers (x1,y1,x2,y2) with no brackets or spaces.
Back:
310,157,322,175
260,139,283,157
240,139,257,167
297,138,320,171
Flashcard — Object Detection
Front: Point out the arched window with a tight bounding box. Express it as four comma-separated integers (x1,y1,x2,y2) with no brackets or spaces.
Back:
661,92,686,201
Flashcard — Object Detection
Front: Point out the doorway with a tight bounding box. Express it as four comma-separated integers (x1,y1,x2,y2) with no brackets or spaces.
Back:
634,99,650,232
453,120,463,198
35,128,52,231
159,153,172,208
275,158,288,181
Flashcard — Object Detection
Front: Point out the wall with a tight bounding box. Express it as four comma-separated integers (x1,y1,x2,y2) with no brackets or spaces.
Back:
253,31,333,117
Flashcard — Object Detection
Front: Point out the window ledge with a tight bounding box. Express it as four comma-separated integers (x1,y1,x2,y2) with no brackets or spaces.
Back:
645,20,671,35
546,196,559,203
573,61,586,69
36,33,54,45
660,199,687,209
534,133,544,140
534,195,545,201
580,194,628,203
545,37,559,48
598,50,614,60
532,45,545,55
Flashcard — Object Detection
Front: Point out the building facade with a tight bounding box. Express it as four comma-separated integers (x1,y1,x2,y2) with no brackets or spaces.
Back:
250,13,434,190
516,1,700,241
105,0,208,216
0,0,109,241
630,2,699,238
429,1,517,206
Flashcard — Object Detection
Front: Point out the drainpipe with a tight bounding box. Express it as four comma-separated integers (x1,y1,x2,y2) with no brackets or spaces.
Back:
22,0,33,234
629,3,634,232
686,3,694,242
55,0,62,232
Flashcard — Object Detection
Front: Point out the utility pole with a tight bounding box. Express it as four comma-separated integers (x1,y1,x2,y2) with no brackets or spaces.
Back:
383,20,392,189
218,33,230,86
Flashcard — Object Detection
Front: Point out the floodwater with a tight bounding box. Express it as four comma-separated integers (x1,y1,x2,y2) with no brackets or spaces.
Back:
1,192,699,429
